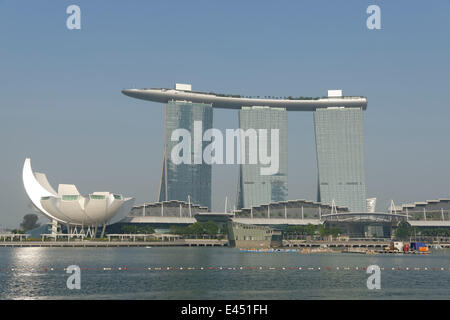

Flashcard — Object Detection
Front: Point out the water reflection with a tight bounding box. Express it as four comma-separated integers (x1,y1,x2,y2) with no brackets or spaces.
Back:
0,248,53,299
0,247,449,299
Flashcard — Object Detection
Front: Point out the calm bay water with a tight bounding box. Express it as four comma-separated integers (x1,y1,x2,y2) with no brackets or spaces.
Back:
0,247,450,299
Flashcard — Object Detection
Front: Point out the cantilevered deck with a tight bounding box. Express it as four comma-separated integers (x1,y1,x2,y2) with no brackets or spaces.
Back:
121,88,368,111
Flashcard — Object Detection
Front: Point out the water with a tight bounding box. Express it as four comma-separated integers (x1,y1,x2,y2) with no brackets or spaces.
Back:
0,247,450,299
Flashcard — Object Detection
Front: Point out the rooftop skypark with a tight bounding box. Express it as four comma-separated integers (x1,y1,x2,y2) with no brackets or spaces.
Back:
122,85,368,111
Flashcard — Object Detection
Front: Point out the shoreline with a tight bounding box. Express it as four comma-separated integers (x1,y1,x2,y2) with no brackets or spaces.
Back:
0,240,228,248
0,240,448,250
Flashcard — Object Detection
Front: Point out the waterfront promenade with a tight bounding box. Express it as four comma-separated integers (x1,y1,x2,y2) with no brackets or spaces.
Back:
283,239,450,248
0,239,228,248
2,239,450,248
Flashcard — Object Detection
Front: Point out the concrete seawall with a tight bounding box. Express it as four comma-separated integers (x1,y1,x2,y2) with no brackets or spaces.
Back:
0,239,228,248
1,240,449,248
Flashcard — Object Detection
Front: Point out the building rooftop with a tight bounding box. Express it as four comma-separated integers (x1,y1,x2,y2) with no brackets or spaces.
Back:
400,198,450,211
235,199,349,212
122,86,368,111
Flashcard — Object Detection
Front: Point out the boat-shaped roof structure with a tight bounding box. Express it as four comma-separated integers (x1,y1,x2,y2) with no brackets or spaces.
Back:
22,158,134,226
121,87,367,111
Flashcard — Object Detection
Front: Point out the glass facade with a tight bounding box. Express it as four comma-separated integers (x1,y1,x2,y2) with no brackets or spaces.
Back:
314,107,366,212
237,106,288,209
90,195,106,200
159,100,213,209
235,199,349,219
129,200,209,217
61,195,79,201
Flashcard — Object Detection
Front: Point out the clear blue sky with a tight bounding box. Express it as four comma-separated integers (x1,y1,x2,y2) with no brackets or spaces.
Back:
1,0,449,228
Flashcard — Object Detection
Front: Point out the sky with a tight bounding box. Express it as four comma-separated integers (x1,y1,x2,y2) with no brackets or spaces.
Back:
0,0,449,228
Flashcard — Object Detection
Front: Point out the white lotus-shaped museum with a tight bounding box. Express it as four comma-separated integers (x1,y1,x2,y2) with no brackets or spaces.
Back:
22,158,134,227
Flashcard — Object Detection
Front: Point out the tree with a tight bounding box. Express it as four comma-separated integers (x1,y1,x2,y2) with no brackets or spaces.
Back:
188,222,204,235
219,224,228,235
121,225,136,233
394,222,415,240
139,225,155,234
317,225,326,237
170,225,188,235
328,227,342,237
203,221,219,236
120,224,154,234
20,214,40,232
305,224,315,236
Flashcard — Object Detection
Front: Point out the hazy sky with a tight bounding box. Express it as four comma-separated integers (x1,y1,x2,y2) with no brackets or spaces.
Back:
1,0,449,228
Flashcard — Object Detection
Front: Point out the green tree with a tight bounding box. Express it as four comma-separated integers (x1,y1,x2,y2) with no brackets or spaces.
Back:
188,222,204,235
121,224,138,234
170,225,182,234
136,225,154,234
305,224,315,236
394,222,414,240
203,221,219,236
329,227,342,237
219,224,228,235
317,225,326,237
20,214,40,232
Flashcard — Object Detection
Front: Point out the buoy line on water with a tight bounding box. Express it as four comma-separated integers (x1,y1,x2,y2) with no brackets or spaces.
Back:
0,266,449,273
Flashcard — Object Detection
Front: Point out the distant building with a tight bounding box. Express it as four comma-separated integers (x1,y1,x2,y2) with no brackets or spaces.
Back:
236,106,288,209
159,99,213,209
234,199,348,220
129,200,208,218
366,198,377,213
314,94,366,212
122,85,368,213
228,221,278,248
22,158,134,238
323,212,406,238
397,198,450,221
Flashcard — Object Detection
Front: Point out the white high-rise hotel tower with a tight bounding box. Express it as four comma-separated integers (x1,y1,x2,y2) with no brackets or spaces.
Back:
122,85,368,212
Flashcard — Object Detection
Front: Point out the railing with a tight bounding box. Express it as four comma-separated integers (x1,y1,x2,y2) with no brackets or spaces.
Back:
141,88,366,101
